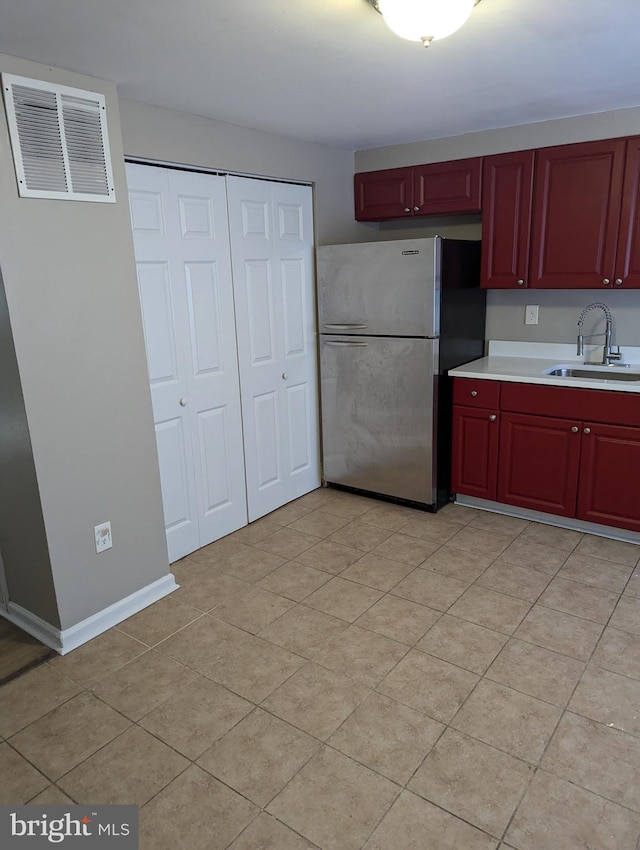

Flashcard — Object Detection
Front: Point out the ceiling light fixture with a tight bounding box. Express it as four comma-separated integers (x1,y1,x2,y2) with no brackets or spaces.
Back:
368,0,482,47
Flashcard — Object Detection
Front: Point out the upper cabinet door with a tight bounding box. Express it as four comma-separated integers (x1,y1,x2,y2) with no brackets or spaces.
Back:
615,136,640,288
530,139,626,289
480,150,534,289
354,168,414,221
413,158,482,216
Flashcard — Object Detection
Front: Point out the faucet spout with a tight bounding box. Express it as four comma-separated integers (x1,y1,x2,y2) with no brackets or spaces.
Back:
576,302,621,365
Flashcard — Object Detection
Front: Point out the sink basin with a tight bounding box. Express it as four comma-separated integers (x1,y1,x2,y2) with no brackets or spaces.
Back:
544,366,640,382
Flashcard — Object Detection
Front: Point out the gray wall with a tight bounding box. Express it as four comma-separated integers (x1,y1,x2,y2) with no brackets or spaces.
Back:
0,270,58,625
356,106,640,169
0,54,169,630
0,57,368,632
355,108,640,348
119,99,362,246
486,289,640,350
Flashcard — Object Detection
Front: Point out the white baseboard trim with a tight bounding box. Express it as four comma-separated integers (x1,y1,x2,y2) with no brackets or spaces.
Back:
455,496,640,545
1,573,179,655
1,603,62,652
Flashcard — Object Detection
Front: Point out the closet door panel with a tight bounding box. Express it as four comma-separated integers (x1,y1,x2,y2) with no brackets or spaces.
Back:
127,164,247,561
127,165,199,562
168,169,247,549
227,177,320,521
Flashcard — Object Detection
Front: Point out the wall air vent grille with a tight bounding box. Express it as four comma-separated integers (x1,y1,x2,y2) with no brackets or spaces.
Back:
2,74,115,202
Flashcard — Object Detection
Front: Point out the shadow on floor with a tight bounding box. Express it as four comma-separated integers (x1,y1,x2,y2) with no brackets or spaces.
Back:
0,617,54,685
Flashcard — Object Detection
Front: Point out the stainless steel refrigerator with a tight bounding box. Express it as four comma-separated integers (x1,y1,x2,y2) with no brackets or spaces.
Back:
317,237,485,510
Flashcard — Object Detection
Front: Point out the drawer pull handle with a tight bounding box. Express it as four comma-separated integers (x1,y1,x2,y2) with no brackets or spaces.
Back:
489,414,497,422
471,390,478,397
584,427,591,435
571,426,579,433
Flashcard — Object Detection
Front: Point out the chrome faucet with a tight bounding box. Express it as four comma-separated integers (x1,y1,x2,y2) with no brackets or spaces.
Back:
576,302,622,365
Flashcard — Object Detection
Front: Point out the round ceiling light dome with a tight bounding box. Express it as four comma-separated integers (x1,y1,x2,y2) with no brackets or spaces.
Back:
377,0,476,45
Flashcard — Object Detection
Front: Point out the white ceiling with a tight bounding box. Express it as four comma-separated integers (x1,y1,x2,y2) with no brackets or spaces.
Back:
1,0,640,151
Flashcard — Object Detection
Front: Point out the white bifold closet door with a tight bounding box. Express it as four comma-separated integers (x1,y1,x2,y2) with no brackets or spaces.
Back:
226,177,320,521
127,164,320,560
127,164,247,563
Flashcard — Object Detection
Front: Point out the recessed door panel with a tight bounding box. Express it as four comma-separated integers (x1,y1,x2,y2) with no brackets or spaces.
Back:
281,258,305,357
185,261,223,375
287,383,311,474
137,262,178,384
241,201,270,239
179,195,214,238
197,407,232,513
245,259,275,364
155,418,193,530
129,190,165,236
278,203,304,240
253,391,281,489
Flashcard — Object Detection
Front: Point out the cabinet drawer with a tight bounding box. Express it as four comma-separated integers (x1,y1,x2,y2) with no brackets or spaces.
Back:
453,378,501,409
501,382,640,427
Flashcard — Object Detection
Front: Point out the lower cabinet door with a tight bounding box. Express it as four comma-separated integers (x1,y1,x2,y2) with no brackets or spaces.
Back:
497,412,581,516
577,422,640,532
451,406,499,500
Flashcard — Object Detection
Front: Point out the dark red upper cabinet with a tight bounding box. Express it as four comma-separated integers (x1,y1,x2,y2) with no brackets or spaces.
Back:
480,150,535,289
530,139,626,289
413,158,482,216
615,136,640,288
354,168,414,221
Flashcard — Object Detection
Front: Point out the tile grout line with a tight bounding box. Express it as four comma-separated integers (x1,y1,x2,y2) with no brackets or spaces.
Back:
5,490,640,846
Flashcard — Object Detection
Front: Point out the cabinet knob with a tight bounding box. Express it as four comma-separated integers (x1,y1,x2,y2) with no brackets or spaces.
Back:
571,426,579,433
179,398,188,407
413,206,420,212
282,372,288,380
516,279,525,286
471,390,478,397
584,427,591,435
615,278,623,286
403,208,411,213
489,414,497,422
603,278,611,285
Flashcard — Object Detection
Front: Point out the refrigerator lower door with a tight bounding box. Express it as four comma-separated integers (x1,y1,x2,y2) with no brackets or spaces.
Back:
320,335,438,506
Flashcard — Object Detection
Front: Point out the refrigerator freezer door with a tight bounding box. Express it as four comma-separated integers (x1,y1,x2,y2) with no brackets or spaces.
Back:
317,238,439,337
320,335,438,505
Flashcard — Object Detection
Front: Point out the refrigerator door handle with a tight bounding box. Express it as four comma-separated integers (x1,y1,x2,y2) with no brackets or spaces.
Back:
323,340,369,347
323,323,368,331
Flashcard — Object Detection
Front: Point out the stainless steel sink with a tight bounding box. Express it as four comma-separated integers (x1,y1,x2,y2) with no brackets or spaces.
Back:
545,367,640,382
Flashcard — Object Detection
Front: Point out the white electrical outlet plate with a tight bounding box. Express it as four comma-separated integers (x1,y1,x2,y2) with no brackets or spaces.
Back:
94,521,112,553
525,305,539,325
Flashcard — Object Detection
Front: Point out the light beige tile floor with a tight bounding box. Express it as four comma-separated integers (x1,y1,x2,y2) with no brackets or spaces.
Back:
3,488,640,849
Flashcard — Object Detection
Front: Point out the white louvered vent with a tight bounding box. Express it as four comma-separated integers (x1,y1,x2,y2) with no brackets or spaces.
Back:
2,74,115,202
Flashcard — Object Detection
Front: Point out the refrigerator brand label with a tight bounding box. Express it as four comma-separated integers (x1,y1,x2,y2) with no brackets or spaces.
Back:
401,250,419,255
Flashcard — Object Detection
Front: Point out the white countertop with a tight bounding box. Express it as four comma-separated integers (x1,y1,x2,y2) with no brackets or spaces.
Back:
449,341,640,393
